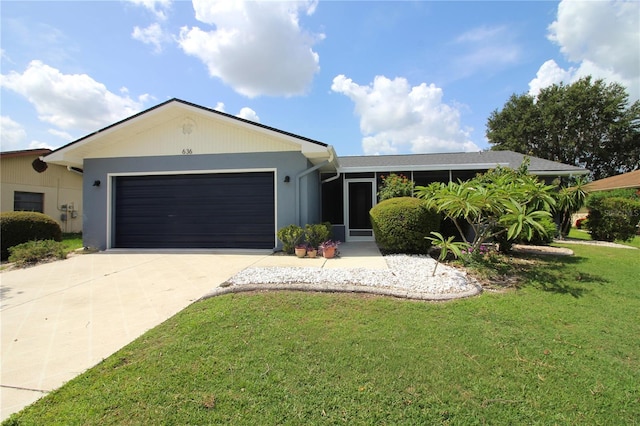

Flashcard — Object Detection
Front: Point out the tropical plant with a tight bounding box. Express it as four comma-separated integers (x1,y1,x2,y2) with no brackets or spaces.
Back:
555,176,589,238
426,232,469,276
416,163,555,253
319,240,341,250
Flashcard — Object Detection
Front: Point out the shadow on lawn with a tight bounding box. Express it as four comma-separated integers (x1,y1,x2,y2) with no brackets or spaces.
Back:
515,253,609,298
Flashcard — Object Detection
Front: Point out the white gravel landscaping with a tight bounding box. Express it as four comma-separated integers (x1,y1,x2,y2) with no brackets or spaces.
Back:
205,254,482,301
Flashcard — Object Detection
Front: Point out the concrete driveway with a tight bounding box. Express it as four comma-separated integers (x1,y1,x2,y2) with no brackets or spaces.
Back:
1,242,387,421
0,250,271,421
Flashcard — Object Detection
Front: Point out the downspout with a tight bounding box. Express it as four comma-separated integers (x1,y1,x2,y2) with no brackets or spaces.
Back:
66,166,84,175
321,170,341,183
295,147,335,226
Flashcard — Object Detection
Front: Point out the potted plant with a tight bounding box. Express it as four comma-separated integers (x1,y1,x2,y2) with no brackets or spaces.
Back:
304,223,330,251
277,224,304,254
319,240,340,259
306,246,318,258
295,243,308,258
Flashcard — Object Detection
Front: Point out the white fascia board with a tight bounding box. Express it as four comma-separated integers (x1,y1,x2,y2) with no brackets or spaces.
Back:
531,169,590,176
338,162,510,173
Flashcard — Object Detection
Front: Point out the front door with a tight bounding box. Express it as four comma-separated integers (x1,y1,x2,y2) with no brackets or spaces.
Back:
344,179,376,241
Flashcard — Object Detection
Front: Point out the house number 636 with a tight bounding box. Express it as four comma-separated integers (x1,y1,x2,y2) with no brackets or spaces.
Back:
182,148,193,155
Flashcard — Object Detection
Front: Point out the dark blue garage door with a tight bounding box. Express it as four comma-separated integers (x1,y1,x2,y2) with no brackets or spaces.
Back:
114,172,274,249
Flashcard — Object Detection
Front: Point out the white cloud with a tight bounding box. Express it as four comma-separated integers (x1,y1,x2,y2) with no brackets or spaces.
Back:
132,23,168,53
237,107,260,122
528,59,575,97
0,116,27,150
178,0,323,98
126,0,172,21
532,0,639,100
331,75,479,155
212,101,260,122
0,60,148,133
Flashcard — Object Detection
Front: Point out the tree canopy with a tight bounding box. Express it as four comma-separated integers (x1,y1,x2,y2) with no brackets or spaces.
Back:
486,77,640,180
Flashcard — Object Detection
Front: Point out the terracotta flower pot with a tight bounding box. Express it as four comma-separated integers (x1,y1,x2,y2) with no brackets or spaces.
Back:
322,247,336,259
307,249,317,258
295,247,307,258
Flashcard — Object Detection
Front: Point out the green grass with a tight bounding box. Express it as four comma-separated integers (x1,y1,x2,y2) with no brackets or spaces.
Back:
568,227,640,248
60,232,83,253
4,245,640,425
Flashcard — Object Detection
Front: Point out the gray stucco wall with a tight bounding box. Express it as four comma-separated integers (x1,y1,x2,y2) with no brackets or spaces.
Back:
299,169,322,226
82,152,319,250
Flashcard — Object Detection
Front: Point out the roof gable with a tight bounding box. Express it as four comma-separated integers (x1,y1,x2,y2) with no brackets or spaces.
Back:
45,99,331,168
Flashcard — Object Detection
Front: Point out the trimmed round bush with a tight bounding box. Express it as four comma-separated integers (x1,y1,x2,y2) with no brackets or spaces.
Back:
369,197,440,254
586,195,640,242
0,211,62,260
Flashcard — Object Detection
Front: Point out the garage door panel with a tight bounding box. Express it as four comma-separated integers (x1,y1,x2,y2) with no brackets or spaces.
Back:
114,172,274,249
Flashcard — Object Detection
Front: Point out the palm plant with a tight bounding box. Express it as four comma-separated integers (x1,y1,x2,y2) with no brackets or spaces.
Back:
555,176,589,238
426,232,469,276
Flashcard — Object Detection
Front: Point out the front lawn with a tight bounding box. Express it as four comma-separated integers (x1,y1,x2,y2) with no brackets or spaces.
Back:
568,227,640,248
4,244,639,425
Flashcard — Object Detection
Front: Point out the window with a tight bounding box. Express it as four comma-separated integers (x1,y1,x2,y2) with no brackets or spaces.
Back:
14,191,44,213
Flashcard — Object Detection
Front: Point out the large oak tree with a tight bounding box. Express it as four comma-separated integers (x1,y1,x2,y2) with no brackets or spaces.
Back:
486,77,639,180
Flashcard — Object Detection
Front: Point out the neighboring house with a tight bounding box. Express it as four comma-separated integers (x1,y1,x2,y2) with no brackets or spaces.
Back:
582,170,640,192
43,98,587,251
1,148,83,233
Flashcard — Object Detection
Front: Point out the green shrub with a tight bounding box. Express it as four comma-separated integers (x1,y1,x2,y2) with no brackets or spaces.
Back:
277,224,304,254
586,193,640,242
1,211,62,260
304,223,331,250
521,215,557,245
8,240,66,267
377,173,415,201
369,197,440,254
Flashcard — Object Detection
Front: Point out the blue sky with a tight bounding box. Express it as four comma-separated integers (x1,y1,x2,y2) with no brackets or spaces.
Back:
1,0,638,156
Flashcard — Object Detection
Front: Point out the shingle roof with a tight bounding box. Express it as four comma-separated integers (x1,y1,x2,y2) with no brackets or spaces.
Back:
337,150,588,175
583,170,640,192
0,148,52,158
